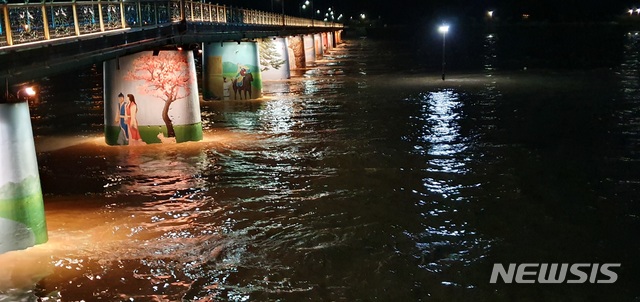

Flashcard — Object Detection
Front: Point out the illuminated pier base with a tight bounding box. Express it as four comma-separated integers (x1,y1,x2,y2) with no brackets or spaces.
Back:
259,37,291,80
0,102,47,254
203,41,263,100
335,30,343,45
327,31,335,49
103,50,203,145
322,32,331,51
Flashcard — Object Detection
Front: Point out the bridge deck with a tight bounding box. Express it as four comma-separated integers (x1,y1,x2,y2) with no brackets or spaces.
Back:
0,0,342,82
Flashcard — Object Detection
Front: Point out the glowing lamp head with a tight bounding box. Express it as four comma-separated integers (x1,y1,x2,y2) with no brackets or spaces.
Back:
23,87,36,97
438,25,449,34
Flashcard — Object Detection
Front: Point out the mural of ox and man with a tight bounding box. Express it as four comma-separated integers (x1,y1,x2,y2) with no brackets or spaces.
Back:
203,39,291,101
103,50,203,146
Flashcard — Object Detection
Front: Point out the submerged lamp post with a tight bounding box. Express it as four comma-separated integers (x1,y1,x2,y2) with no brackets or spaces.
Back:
438,24,449,81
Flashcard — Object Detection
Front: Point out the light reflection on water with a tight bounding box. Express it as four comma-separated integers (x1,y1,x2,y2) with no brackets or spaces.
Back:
403,89,489,287
1,37,640,301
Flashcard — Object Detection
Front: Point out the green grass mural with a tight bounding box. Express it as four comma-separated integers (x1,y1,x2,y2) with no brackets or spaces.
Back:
105,122,203,145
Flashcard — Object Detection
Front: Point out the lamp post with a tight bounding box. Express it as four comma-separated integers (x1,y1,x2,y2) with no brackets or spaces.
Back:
299,0,309,17
438,24,449,81
281,0,285,27
310,1,314,27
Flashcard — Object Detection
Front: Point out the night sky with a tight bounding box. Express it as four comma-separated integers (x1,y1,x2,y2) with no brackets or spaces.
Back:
218,0,634,24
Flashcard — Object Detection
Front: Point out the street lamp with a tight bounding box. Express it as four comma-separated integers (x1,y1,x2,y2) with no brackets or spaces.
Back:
5,86,37,103
21,87,36,98
300,0,311,17
487,10,494,18
438,24,449,81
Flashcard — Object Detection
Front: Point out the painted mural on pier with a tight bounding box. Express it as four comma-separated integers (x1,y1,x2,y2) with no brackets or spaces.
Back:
0,103,47,253
203,41,263,100
103,50,203,145
259,37,290,80
287,35,305,70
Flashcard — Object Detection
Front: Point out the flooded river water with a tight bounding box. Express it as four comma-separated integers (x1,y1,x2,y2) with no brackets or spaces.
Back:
1,32,640,301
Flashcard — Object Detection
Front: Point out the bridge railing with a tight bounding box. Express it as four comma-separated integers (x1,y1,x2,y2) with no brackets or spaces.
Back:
0,0,341,48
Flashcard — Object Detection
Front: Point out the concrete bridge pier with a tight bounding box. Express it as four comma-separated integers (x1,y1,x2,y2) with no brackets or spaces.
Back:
323,31,334,51
303,34,317,65
287,35,306,70
335,30,343,45
315,33,324,59
103,50,203,145
0,99,48,253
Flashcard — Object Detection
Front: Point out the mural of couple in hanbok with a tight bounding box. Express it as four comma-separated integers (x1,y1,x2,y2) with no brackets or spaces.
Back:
114,93,145,145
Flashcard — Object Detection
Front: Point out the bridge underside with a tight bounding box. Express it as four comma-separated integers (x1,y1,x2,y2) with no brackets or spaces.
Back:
0,22,338,84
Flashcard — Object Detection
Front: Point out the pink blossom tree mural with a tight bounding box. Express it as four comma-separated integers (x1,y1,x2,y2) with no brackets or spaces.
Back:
124,52,192,138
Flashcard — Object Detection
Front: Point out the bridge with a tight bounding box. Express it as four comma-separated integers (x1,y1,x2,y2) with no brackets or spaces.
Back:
0,0,342,82
0,0,343,254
